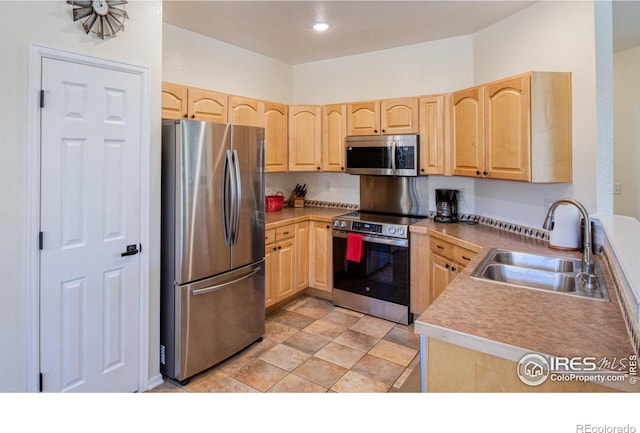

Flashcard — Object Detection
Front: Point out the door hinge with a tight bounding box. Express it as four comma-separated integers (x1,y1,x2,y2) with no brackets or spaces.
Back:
39,90,45,108
39,232,44,250
39,372,43,392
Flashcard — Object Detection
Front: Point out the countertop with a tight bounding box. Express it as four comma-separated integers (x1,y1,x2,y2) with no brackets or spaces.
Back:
412,218,639,391
265,206,350,229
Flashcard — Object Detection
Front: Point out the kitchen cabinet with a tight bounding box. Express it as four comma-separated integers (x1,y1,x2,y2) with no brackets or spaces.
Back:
451,72,572,182
347,97,419,136
418,95,446,175
264,102,289,172
308,220,333,293
264,225,296,308
322,104,347,172
429,237,477,303
295,222,309,292
288,105,322,172
161,82,228,123
410,231,431,315
228,95,262,127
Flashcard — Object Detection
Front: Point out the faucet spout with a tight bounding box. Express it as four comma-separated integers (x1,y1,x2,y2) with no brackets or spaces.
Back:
542,198,594,276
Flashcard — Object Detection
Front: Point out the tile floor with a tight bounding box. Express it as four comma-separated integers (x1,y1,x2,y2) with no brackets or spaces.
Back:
151,295,421,393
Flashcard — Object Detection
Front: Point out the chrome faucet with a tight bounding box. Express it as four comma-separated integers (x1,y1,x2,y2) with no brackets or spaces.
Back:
543,198,597,289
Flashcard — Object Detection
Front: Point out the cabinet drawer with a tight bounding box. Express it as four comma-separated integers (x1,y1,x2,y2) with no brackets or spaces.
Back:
265,229,275,245
275,225,295,241
431,239,453,259
453,246,476,269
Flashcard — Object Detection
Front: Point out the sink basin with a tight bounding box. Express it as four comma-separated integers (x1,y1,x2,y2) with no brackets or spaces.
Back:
492,251,575,273
470,249,609,301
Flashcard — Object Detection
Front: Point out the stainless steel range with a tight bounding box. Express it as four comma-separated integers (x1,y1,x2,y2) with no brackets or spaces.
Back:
331,176,428,325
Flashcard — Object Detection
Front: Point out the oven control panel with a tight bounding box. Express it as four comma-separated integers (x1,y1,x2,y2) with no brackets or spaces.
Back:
332,219,408,239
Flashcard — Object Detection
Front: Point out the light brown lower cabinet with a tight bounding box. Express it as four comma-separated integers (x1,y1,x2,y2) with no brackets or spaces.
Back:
264,226,295,309
425,338,615,392
308,220,333,293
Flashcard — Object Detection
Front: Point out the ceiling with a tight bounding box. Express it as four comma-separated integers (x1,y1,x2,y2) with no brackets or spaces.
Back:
163,1,640,65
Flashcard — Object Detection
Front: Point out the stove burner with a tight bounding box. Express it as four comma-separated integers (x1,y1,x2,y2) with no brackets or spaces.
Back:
332,211,425,239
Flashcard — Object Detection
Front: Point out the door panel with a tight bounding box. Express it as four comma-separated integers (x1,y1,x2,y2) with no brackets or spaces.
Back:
40,58,141,392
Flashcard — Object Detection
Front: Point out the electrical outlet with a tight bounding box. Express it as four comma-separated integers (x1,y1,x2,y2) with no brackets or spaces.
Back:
324,181,330,192
613,183,622,195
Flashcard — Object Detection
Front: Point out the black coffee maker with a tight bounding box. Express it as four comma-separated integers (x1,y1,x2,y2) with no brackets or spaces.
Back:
434,189,459,223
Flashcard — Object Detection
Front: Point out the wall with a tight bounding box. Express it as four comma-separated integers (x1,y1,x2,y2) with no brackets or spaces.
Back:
163,24,292,103
614,45,640,218
0,1,163,392
471,0,597,227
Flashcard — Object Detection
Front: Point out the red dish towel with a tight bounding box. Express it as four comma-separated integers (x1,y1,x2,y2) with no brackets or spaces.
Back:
346,233,363,263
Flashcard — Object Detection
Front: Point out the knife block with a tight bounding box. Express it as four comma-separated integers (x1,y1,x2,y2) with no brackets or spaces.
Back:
289,192,304,208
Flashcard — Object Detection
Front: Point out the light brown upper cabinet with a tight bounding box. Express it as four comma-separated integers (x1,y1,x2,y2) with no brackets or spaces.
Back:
347,97,419,136
289,105,322,172
264,102,288,172
228,95,263,127
161,82,228,123
418,95,446,175
451,72,572,183
322,104,347,172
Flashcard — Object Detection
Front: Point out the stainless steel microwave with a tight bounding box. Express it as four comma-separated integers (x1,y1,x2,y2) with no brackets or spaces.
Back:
345,134,419,176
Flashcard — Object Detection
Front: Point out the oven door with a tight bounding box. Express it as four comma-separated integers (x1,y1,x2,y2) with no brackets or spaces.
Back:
332,231,409,306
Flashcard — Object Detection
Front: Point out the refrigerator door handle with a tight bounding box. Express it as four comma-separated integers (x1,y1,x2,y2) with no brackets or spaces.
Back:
190,265,262,297
222,149,232,246
231,149,242,246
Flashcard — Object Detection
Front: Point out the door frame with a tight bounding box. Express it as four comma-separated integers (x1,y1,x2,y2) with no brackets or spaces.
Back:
26,44,151,392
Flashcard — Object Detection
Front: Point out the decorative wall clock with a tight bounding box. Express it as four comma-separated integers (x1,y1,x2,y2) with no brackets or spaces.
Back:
67,0,129,39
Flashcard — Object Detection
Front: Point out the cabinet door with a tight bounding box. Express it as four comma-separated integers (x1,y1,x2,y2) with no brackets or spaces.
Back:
309,221,332,293
289,105,322,172
418,95,445,175
347,101,380,135
410,231,431,315
451,87,484,177
188,88,227,123
161,82,188,120
264,102,288,172
484,74,531,181
295,222,309,292
381,97,419,134
275,237,295,301
430,253,454,302
228,95,263,127
264,241,277,308
322,104,347,172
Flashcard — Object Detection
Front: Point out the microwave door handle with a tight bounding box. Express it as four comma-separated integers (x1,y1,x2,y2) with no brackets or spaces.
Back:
390,141,397,175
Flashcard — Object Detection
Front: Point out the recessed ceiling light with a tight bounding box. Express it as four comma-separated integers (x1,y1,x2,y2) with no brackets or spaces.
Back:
313,23,330,32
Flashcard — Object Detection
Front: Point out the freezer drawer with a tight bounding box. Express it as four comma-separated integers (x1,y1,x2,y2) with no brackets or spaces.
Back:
162,261,265,382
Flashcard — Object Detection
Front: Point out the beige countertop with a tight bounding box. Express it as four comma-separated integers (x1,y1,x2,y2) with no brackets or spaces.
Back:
412,219,639,391
265,206,349,229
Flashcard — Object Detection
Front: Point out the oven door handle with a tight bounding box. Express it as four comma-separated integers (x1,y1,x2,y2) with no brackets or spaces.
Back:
332,230,408,248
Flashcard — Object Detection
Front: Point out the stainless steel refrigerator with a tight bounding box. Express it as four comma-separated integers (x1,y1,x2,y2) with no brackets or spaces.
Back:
160,120,265,383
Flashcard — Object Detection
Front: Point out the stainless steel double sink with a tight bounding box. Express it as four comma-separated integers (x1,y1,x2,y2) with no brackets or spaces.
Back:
470,249,609,301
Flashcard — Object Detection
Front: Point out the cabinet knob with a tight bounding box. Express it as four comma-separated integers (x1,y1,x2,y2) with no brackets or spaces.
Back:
483,171,488,176
341,167,344,171
374,130,378,134
476,170,481,176
381,129,386,133
317,167,321,171
278,245,282,250
445,263,450,269
420,168,425,173
191,115,195,119
272,246,277,251
326,225,330,229
183,114,188,119
451,266,457,272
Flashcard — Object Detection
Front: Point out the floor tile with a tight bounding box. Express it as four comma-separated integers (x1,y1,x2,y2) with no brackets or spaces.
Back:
293,356,348,388
368,339,418,367
268,309,316,329
264,320,299,343
283,331,330,354
208,376,260,393
314,341,365,369
292,297,335,319
350,354,405,386
330,370,390,393
258,343,311,372
302,318,348,340
267,373,327,393
216,337,278,376
232,359,288,392
383,326,421,350
282,295,312,311
183,369,228,392
321,309,362,328
334,306,365,318
333,329,379,352
349,315,395,339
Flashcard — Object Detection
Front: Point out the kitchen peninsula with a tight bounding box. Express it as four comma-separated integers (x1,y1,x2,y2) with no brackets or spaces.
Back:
411,218,639,393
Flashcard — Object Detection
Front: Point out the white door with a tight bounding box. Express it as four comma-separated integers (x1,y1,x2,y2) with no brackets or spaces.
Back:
39,57,142,392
